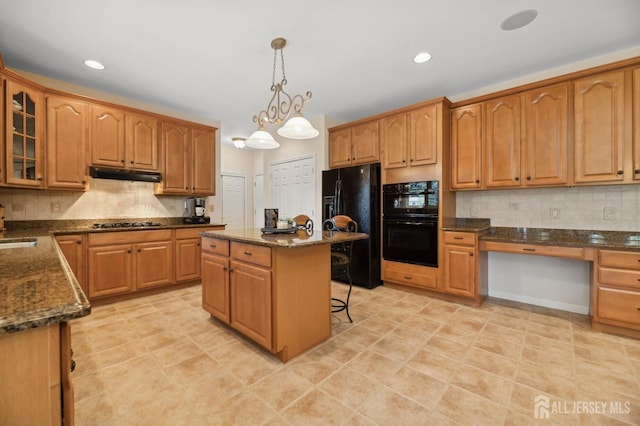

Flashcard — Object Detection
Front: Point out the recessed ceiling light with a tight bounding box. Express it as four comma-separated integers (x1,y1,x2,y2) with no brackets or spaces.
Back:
413,52,432,64
84,59,105,70
500,9,538,31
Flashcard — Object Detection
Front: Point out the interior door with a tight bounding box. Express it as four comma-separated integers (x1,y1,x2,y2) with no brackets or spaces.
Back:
253,174,264,228
222,174,246,229
269,156,315,221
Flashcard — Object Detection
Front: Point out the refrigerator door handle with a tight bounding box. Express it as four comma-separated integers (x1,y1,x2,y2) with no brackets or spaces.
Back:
334,180,343,216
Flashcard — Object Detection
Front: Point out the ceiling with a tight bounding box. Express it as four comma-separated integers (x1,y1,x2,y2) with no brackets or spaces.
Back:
1,0,639,147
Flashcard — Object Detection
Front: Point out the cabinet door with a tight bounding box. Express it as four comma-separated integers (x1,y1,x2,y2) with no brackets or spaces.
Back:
0,77,4,184
191,127,215,195
574,70,626,183
87,244,134,298
351,121,379,165
201,252,230,323
176,238,201,282
443,244,476,298
451,105,482,189
409,104,438,166
381,113,407,169
484,95,521,188
5,79,45,188
522,83,569,186
90,105,126,168
328,128,352,168
159,121,190,194
136,241,174,289
46,95,88,190
633,67,640,181
55,234,86,293
230,261,272,350
126,112,159,171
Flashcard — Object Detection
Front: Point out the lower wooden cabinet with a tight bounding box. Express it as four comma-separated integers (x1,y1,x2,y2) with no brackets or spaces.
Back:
593,249,640,336
383,259,437,290
175,227,224,282
56,234,86,293
0,322,74,425
443,231,477,298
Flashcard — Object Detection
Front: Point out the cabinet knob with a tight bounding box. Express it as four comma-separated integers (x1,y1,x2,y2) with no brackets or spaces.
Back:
70,359,76,372
121,160,125,163
617,170,624,175
410,159,414,163
130,161,134,164
138,248,141,252
514,177,520,181
223,266,228,271
475,179,480,184
402,160,406,163
127,249,132,253
37,176,43,181
228,267,234,272
526,176,532,181
635,169,640,174
82,180,86,185
76,240,82,244
470,253,474,257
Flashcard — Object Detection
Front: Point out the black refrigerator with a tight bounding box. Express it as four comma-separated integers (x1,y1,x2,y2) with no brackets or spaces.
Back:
322,163,381,289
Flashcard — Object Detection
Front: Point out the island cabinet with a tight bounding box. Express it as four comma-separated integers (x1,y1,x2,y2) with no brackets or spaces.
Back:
201,234,332,362
0,321,74,425
87,229,174,299
442,231,485,303
56,233,87,294
328,120,379,168
155,121,216,195
592,249,640,336
46,94,89,190
450,104,482,190
90,104,160,171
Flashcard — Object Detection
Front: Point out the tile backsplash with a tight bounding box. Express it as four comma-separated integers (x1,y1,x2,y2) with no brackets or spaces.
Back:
456,185,640,232
0,179,186,221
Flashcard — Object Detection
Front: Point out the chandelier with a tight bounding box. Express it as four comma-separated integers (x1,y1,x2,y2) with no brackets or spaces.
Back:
246,37,319,149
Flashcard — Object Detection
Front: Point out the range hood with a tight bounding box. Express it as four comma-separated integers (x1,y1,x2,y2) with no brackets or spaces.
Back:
89,166,162,183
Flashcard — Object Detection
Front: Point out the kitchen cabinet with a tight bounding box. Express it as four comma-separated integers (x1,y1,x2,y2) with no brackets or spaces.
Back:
328,120,379,168
633,67,640,181
3,77,45,188
46,94,88,190
451,104,482,189
483,94,521,188
56,233,86,293
87,229,173,299
155,121,216,195
0,77,4,184
201,238,230,322
573,70,626,184
593,249,640,335
0,322,74,425
381,103,439,170
90,105,160,171
383,259,438,290
175,226,224,282
442,231,479,299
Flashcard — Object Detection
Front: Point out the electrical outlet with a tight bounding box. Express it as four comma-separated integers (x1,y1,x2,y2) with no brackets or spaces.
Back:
469,207,478,217
550,208,560,219
603,207,617,220
12,203,24,212
51,202,61,213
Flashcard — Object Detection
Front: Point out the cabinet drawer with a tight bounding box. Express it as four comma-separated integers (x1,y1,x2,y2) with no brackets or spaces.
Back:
599,249,640,270
383,261,437,289
598,267,640,289
479,241,585,259
443,231,476,246
176,226,223,240
201,237,229,256
231,242,271,268
88,229,173,246
597,286,640,326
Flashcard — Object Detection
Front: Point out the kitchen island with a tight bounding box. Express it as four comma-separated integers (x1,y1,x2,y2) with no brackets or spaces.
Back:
200,228,368,362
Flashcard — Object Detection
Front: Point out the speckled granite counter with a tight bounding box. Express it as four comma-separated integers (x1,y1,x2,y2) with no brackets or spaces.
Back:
200,228,368,248
441,218,491,232
0,219,225,334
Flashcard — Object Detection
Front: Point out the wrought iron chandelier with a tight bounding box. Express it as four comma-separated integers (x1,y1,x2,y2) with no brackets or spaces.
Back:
246,37,319,149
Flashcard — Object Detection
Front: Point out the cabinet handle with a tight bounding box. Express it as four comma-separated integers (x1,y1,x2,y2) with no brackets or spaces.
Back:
70,359,76,372
210,244,216,248
223,266,228,271
229,268,234,272
617,170,624,175
522,248,536,252
244,251,253,256
454,236,464,240
404,276,412,280
37,176,43,181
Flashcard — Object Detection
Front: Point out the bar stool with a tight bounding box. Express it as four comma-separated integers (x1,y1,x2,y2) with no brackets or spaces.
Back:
323,215,357,323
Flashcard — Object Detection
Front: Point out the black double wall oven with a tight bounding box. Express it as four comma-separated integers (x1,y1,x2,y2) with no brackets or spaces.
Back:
382,181,439,267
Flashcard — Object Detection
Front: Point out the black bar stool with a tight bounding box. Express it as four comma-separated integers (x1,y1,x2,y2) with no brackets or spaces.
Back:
323,215,357,323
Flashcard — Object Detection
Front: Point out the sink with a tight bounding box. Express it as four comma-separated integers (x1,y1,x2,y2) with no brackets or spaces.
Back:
0,238,37,249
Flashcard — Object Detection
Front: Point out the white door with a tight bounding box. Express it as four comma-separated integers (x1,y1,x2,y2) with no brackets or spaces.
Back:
269,156,315,220
222,174,246,229
253,174,264,228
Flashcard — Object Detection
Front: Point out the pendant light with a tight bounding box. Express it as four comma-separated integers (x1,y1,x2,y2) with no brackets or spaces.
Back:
246,37,318,149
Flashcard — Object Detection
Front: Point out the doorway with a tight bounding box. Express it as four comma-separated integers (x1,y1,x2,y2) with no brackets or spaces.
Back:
221,173,246,229
253,173,264,228
269,155,315,221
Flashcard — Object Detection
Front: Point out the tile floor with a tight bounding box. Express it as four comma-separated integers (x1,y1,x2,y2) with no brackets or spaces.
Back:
70,283,640,425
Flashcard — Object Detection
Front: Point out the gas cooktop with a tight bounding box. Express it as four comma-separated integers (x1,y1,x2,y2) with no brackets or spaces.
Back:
92,221,162,229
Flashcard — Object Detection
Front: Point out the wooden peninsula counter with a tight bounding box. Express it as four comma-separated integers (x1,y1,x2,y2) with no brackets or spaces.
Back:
200,228,367,362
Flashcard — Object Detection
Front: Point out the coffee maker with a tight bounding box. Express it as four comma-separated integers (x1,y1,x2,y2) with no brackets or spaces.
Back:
184,197,210,224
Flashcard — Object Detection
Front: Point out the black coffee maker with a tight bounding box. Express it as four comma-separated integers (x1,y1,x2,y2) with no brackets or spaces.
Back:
184,197,210,224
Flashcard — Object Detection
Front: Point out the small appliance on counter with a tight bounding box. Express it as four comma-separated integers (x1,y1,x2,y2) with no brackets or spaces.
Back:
184,197,210,224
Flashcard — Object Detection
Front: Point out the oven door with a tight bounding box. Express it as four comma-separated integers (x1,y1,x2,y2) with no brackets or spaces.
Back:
383,218,438,267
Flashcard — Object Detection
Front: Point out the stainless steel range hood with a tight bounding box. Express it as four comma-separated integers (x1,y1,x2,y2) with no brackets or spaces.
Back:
89,166,162,183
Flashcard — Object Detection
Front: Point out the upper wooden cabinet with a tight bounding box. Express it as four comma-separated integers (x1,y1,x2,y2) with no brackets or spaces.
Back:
451,104,482,190
155,121,216,195
328,121,379,168
3,78,45,188
90,105,159,171
634,67,640,181
46,94,88,190
574,70,626,184
483,94,521,188
382,104,439,170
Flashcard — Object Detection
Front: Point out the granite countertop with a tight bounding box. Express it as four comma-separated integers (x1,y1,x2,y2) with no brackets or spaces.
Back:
201,228,369,248
441,218,491,232
0,218,226,335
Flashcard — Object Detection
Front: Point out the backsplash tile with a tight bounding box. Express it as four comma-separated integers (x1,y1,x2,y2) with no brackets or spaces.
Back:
456,185,640,232
0,179,185,221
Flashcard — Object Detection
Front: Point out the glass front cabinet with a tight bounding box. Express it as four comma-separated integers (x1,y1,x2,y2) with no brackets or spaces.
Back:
4,77,45,188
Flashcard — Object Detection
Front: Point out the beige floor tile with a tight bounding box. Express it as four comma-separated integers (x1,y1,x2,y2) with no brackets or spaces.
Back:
310,335,366,364
473,333,523,360
358,314,400,334
406,348,460,382
287,353,343,384
479,322,528,345
387,322,433,348
435,384,506,425
515,361,577,400
319,365,382,409
337,324,383,348
527,321,574,342
520,346,575,380
74,393,118,426
385,365,447,409
163,352,220,386
357,387,431,425
368,333,418,363
463,347,519,379
250,368,313,410
152,338,206,368
281,389,353,425
346,349,403,382
423,334,471,360
487,312,530,332
450,364,513,405
206,391,279,425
